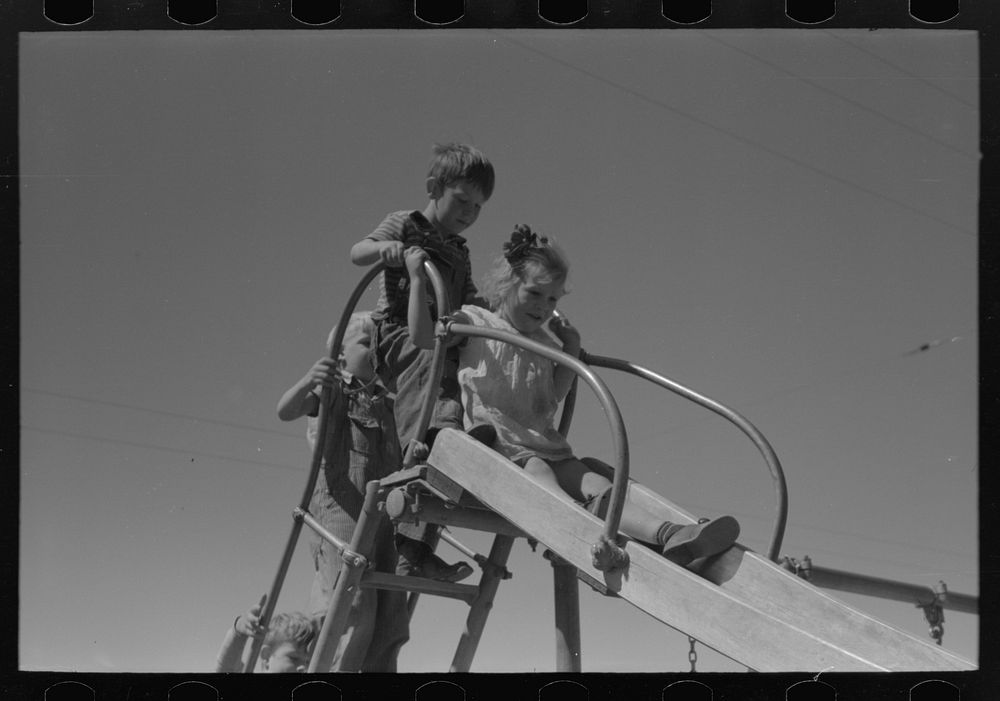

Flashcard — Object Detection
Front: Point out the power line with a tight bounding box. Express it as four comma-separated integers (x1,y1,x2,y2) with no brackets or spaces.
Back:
823,30,977,110
22,387,302,440
21,366,975,567
491,33,976,239
702,31,978,161
21,424,305,474
25,412,974,565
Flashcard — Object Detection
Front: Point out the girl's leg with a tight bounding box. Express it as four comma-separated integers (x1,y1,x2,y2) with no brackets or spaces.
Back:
521,456,567,495
548,458,665,544
576,457,740,565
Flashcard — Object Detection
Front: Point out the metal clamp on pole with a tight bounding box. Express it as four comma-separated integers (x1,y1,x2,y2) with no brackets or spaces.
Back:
917,582,948,645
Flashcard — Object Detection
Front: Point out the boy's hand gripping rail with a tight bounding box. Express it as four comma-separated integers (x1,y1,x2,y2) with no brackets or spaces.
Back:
441,320,631,558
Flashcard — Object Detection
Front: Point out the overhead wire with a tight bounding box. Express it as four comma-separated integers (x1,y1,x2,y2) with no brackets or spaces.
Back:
22,386,303,440
21,379,976,566
20,424,305,474
700,31,978,161
823,30,977,109
490,32,976,239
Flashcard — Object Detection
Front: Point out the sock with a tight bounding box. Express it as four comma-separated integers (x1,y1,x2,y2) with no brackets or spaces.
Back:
656,521,684,547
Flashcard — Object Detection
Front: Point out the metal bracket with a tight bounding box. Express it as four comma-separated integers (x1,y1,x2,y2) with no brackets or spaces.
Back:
590,534,629,572
782,555,812,580
339,548,370,570
917,581,948,645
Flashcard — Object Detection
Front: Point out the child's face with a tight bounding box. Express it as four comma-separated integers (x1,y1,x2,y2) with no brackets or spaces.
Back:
502,265,565,335
426,178,487,236
261,641,311,673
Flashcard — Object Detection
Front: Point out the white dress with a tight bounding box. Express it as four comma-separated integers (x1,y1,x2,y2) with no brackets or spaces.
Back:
456,305,574,464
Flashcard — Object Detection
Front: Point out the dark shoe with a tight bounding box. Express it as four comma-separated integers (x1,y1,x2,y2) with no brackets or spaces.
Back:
466,423,497,448
661,516,740,566
397,537,473,583
422,427,441,448
415,553,473,583
425,423,496,449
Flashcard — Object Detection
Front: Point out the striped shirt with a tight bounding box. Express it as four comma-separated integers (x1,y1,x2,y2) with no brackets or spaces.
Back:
367,210,479,322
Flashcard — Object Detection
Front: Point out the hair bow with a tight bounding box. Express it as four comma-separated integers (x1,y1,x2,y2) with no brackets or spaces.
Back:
503,224,548,264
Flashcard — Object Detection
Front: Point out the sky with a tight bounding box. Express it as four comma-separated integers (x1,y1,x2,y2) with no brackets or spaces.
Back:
18,29,979,674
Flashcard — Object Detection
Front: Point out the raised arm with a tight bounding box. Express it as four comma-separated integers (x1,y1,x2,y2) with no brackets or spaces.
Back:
549,314,582,401
351,238,406,267
215,595,266,672
276,356,339,421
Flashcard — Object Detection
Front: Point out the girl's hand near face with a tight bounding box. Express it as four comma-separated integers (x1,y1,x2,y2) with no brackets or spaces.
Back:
549,313,581,354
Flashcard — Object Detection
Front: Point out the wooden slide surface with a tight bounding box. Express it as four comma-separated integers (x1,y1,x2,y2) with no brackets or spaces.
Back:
426,429,975,672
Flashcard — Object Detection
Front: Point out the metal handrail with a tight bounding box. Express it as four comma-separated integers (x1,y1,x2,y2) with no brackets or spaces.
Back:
582,353,788,562
243,263,385,672
245,259,449,671
443,322,630,544
403,260,450,466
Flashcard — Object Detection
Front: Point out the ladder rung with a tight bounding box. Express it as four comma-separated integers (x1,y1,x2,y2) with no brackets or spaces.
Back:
295,508,351,554
360,571,480,604
378,465,428,488
390,494,526,538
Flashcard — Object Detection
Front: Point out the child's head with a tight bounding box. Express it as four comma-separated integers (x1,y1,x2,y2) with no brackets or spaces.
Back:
424,143,495,237
426,142,495,200
481,225,570,334
259,611,320,673
329,312,375,382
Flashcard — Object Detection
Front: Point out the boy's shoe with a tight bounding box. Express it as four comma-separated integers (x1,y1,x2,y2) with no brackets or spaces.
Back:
425,423,497,449
404,553,474,583
466,423,497,448
660,516,740,567
397,537,473,583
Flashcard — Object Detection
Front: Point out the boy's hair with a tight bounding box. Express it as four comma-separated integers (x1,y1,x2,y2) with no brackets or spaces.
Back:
480,234,570,312
262,611,321,654
427,143,495,200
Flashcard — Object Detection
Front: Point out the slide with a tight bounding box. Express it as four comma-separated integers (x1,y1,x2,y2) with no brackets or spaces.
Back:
425,429,975,672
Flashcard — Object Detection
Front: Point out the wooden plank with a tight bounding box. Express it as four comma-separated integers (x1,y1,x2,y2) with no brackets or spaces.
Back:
428,430,890,672
424,465,488,507
621,481,975,671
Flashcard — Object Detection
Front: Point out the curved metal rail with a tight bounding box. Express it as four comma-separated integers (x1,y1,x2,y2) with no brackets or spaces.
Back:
404,261,451,466
583,353,788,562
245,259,449,671
444,321,631,544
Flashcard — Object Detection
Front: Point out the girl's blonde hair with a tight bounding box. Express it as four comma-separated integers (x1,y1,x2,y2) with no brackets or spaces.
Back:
480,230,570,312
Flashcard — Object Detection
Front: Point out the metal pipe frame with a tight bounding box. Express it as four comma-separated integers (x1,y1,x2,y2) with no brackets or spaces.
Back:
359,571,480,603
449,534,516,672
309,480,385,672
403,259,452,619
800,562,978,615
583,353,789,562
295,507,350,555
387,491,528,538
243,264,385,671
403,260,451,467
